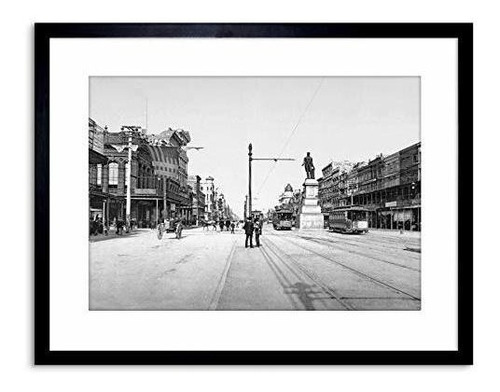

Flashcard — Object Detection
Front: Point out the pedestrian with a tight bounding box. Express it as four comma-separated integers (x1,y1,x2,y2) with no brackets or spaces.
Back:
254,218,261,247
243,217,254,248
219,220,225,232
157,221,165,240
175,219,183,239
230,221,235,234
116,219,124,235
225,219,231,231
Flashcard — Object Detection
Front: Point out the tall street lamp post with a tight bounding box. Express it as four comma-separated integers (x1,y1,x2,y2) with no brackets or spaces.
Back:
247,143,294,218
248,144,252,217
116,126,140,232
162,177,167,222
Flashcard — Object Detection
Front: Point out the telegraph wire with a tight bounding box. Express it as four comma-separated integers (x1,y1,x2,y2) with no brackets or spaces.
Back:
256,77,325,196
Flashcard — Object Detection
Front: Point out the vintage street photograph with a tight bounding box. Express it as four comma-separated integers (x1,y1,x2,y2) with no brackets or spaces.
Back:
88,76,421,310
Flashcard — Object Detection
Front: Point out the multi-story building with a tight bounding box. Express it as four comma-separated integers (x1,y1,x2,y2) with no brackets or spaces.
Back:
200,176,216,220
334,160,356,208
330,166,341,207
148,128,192,222
88,119,110,226
345,162,363,204
317,176,325,208
319,160,356,212
100,125,163,228
382,152,400,189
89,119,197,228
394,142,421,229
353,143,420,230
279,184,294,205
217,192,226,219
319,163,334,213
317,142,421,231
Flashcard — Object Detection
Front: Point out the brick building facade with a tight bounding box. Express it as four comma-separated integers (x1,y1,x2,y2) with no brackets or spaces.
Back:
89,119,199,228
318,142,421,231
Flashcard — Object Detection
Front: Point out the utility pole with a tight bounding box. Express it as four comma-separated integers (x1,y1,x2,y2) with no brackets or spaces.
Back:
117,126,140,232
126,134,132,230
248,143,252,217
247,143,294,219
163,177,167,222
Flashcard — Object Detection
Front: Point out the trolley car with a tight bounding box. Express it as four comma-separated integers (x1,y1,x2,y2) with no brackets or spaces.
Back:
273,209,293,230
328,206,369,234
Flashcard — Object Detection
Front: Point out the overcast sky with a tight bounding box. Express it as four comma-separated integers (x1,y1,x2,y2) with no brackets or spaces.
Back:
90,77,420,216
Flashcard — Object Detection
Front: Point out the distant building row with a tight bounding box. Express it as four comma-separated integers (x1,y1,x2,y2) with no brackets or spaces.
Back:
89,118,235,228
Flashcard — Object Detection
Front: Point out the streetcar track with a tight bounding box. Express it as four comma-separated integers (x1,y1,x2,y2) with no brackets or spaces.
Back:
331,235,422,256
261,237,354,310
268,234,421,301
299,230,420,252
321,232,421,252
296,235,420,272
257,245,308,310
339,297,417,300
207,238,237,310
330,231,419,244
331,235,422,257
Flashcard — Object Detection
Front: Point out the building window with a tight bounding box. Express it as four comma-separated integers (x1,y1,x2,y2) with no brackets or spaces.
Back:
109,162,119,186
97,164,102,185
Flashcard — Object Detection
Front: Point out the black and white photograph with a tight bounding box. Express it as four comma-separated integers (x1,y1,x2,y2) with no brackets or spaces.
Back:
88,76,421,311
32,22,473,366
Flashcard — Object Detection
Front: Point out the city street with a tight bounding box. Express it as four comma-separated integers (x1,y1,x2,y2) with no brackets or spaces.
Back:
90,225,421,310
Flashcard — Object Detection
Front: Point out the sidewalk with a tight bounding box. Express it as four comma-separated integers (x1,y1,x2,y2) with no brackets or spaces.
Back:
88,228,147,243
367,228,421,239
366,228,421,252
89,224,208,243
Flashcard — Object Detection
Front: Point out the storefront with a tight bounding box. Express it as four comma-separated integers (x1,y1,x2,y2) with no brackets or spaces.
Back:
391,206,420,231
133,199,162,228
375,204,421,231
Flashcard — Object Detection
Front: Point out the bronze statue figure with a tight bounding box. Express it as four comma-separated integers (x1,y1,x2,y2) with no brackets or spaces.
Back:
302,152,315,179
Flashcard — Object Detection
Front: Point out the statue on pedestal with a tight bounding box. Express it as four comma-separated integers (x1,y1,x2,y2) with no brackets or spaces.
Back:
302,152,315,179
297,152,323,229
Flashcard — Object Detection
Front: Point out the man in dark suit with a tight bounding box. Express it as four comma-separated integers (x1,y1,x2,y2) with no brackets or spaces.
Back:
243,217,254,248
254,218,262,247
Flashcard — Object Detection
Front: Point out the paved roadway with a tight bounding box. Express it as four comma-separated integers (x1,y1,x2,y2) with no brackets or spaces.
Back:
90,224,421,310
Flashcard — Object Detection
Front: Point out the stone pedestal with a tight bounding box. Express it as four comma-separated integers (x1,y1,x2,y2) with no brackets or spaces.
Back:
297,178,324,230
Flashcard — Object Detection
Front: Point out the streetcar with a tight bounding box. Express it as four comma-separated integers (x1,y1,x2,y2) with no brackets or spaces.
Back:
272,209,293,230
328,206,369,234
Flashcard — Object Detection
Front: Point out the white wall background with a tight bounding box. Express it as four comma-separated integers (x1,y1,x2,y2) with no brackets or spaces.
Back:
0,1,494,391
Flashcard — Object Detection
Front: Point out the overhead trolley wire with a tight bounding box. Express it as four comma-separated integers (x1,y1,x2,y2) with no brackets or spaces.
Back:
256,78,325,196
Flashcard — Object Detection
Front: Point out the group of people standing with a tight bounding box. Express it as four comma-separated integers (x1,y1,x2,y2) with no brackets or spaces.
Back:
243,217,263,248
202,219,237,233
200,216,263,247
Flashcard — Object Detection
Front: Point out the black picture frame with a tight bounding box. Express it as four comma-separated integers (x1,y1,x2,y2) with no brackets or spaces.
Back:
35,23,473,365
